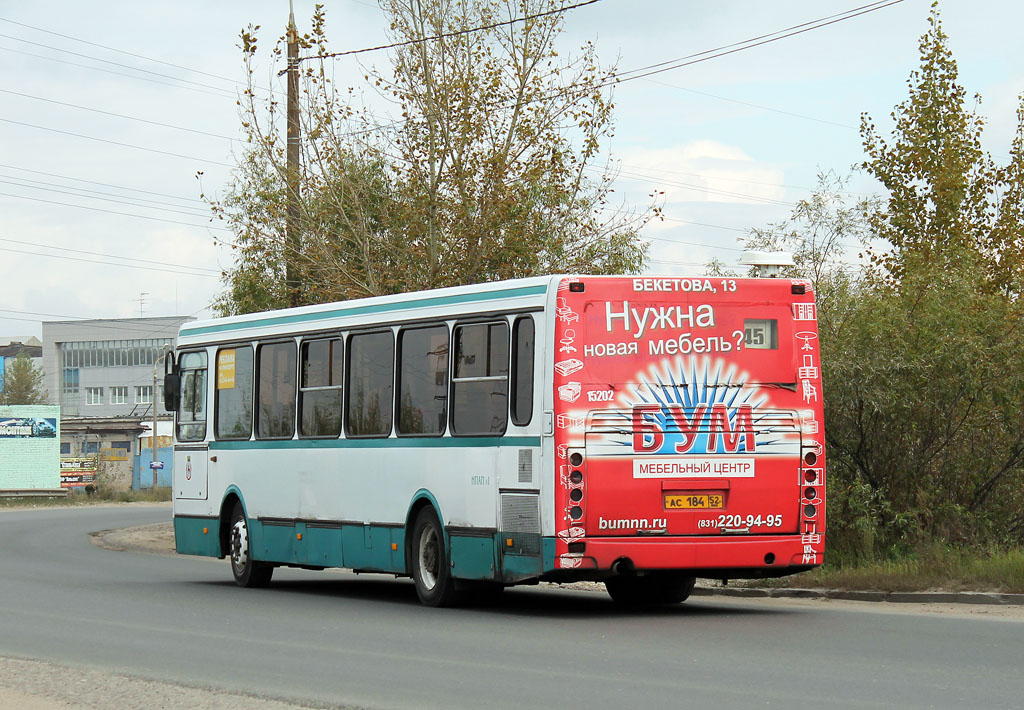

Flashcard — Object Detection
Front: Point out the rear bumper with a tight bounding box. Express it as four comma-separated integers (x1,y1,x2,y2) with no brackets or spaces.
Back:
549,534,823,578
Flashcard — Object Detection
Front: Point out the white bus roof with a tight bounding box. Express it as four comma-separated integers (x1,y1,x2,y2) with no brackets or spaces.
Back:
178,275,562,345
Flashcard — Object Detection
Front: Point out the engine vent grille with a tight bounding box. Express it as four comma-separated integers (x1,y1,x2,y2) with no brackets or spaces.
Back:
500,493,540,556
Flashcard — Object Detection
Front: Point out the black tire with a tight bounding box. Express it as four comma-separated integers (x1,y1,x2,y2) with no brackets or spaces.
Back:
229,503,274,588
605,572,695,606
410,507,459,607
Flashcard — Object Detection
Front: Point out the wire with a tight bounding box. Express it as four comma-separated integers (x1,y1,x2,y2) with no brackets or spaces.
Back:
0,31,238,98
611,1,903,84
0,163,205,204
0,16,246,88
641,79,858,130
0,237,221,274
0,118,235,167
308,0,603,61
0,44,239,100
0,245,219,278
0,89,238,141
0,191,228,231
0,308,205,334
0,178,212,219
0,174,210,214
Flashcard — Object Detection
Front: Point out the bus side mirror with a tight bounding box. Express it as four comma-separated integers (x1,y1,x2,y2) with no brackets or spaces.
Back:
163,373,181,411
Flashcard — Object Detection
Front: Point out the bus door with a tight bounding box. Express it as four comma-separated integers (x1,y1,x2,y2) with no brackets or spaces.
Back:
172,351,209,500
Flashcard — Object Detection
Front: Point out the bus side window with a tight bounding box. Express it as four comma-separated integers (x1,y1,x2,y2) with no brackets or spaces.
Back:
216,346,254,440
177,351,207,442
299,338,343,438
510,316,534,427
256,342,297,440
451,322,509,435
346,331,394,438
397,325,449,436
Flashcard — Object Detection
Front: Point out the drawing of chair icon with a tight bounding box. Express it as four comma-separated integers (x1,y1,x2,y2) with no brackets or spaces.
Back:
559,328,577,353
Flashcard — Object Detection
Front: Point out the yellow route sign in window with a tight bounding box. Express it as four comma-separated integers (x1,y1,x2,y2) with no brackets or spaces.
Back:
217,349,237,390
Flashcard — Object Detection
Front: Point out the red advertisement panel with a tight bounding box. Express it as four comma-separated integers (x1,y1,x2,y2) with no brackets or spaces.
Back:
552,276,825,572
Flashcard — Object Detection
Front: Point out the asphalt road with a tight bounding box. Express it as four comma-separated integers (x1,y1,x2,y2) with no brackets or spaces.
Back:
0,505,1021,709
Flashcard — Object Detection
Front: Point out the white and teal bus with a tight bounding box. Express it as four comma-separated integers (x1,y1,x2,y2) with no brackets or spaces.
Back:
167,275,825,606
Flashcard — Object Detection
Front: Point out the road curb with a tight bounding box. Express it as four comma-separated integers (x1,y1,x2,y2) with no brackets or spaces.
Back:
691,586,1024,605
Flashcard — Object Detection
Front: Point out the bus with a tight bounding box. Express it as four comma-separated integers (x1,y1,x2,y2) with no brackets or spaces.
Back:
165,275,825,606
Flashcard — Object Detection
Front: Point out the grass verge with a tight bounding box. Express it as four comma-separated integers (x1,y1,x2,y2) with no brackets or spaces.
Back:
0,487,172,508
758,546,1024,593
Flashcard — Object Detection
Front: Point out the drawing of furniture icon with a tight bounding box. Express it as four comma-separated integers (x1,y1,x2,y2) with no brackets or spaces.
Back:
559,328,577,353
558,382,582,403
554,358,584,376
556,297,579,323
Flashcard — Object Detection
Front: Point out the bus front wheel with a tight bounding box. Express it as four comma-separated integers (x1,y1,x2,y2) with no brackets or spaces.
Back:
410,507,458,607
605,572,695,606
229,503,274,588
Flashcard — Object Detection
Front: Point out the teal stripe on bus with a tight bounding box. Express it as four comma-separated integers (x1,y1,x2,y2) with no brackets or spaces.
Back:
209,436,541,451
180,284,548,338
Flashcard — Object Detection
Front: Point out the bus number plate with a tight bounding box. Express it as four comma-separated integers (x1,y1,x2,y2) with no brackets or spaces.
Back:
665,493,724,510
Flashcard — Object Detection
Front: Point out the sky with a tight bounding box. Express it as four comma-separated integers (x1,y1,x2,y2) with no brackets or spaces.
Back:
1,0,1022,340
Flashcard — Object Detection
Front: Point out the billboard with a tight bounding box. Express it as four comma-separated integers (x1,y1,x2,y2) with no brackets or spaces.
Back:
0,405,60,490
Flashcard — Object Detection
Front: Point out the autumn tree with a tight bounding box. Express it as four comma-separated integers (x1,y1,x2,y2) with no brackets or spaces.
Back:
860,3,1024,294
0,352,48,406
766,4,1024,557
211,1,654,315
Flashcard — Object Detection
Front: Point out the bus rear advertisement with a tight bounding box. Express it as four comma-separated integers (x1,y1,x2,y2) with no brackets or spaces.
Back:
167,275,824,606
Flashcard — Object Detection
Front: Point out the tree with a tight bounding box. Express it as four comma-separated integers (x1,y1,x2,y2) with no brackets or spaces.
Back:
741,5,1024,557
210,1,655,316
740,170,874,313
859,3,1024,294
0,352,48,405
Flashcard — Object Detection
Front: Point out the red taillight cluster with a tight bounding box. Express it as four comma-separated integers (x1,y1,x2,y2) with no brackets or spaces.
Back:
567,451,585,522
801,444,823,521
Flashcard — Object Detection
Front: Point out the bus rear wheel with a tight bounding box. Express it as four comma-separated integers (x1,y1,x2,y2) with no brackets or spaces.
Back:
410,507,458,607
605,572,695,606
229,503,273,588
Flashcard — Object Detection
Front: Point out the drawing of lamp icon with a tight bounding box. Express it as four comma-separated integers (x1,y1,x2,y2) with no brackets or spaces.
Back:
795,331,818,351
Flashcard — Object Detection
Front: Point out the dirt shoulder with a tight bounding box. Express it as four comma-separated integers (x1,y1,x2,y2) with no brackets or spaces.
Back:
0,656,330,710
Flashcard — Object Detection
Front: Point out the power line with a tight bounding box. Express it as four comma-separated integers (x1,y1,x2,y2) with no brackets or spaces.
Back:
0,237,221,274
0,191,228,231
0,174,210,214
0,308,208,333
0,245,219,278
611,1,904,85
0,31,238,98
0,88,238,141
0,178,211,219
642,79,858,130
309,0,603,61
0,44,239,100
0,163,205,204
0,118,234,167
0,16,246,88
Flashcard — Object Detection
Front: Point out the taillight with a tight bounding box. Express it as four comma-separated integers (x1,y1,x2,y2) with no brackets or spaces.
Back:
566,449,585,526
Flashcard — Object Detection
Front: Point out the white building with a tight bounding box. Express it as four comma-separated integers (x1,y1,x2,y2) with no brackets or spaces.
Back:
41,316,194,418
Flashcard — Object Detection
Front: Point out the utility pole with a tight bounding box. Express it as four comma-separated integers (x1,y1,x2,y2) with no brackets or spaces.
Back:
286,0,302,308
152,353,164,490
